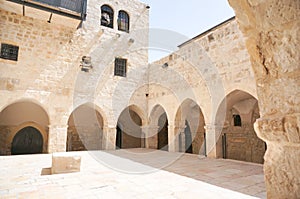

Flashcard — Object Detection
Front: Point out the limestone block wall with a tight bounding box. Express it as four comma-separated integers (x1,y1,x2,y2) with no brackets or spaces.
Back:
0,0,149,153
148,18,258,155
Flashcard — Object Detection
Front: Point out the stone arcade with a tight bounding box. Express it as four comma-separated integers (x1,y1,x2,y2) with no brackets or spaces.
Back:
0,0,299,198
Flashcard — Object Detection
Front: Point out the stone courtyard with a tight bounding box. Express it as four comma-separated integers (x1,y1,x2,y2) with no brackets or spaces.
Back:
0,0,299,198
0,149,266,198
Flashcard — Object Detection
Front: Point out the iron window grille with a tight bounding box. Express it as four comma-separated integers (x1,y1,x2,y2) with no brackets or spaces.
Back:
101,5,114,28
114,58,127,77
118,11,129,32
0,43,19,61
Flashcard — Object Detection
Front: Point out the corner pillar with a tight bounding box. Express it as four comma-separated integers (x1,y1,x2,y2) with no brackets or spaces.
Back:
102,126,116,150
204,124,223,158
48,125,68,153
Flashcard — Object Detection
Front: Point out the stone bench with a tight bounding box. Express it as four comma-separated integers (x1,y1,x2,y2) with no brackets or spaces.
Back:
51,153,81,174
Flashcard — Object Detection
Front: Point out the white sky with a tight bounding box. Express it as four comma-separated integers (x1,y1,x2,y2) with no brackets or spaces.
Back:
140,0,235,62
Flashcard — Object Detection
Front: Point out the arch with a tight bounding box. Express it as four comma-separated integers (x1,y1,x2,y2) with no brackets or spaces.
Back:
118,10,130,32
70,102,108,128
11,126,43,155
67,103,104,151
148,104,169,151
215,89,265,163
116,106,143,149
101,4,114,28
126,104,146,126
175,98,206,155
0,100,49,155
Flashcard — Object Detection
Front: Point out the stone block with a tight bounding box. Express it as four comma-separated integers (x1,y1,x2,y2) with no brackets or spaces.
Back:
51,153,81,174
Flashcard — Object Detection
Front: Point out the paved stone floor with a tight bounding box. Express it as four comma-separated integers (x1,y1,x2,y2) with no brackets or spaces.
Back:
0,149,266,198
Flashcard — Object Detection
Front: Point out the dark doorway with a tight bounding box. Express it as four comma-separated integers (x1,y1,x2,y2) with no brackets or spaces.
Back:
116,125,122,149
158,113,168,151
11,126,43,155
185,120,193,153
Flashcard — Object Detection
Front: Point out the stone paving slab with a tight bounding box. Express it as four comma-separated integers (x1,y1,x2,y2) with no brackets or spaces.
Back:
0,149,266,198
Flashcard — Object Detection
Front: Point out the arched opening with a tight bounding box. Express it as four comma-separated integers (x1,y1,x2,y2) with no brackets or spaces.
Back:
101,5,114,28
67,104,104,151
116,106,143,149
216,90,266,163
157,112,168,151
118,10,129,32
148,105,169,151
0,100,49,155
11,126,43,155
175,99,206,155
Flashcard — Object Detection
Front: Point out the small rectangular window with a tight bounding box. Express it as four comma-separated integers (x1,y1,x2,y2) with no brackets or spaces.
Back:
0,43,19,61
114,58,127,77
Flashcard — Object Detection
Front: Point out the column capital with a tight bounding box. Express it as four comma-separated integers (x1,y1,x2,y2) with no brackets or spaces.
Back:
204,124,223,131
255,113,300,145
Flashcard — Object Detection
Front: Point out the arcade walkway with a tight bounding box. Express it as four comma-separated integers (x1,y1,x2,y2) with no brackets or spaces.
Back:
0,149,266,198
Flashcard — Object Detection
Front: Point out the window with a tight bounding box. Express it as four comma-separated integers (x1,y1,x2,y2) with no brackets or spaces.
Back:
114,58,127,77
0,43,19,61
233,114,242,126
118,10,129,32
101,5,114,28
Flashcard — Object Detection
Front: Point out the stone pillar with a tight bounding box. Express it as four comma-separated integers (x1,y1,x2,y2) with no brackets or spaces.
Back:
179,132,185,152
255,114,300,198
175,123,186,152
168,123,176,152
204,124,223,158
48,125,68,153
145,125,159,149
102,126,116,150
228,0,300,197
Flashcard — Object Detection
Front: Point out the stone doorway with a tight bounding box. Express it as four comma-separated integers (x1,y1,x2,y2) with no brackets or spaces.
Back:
11,126,43,155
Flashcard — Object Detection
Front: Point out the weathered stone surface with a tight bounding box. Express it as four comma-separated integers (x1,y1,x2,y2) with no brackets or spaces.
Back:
51,153,81,174
228,0,300,198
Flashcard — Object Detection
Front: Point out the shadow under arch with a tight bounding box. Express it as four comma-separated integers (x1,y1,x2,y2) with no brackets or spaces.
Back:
0,100,49,155
148,104,169,151
175,98,206,155
116,105,144,149
67,102,105,151
214,89,265,163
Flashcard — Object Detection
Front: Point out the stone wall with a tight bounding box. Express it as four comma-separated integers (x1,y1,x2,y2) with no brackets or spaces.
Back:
228,0,300,197
148,18,258,157
0,0,149,153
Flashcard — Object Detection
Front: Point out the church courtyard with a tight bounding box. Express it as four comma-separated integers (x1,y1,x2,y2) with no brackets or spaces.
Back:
0,149,266,198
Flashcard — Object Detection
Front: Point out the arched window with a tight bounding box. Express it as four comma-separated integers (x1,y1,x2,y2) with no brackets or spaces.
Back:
118,10,129,32
233,114,242,126
101,5,114,28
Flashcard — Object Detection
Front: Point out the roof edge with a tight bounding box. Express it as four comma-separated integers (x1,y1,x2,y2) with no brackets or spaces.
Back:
178,16,236,48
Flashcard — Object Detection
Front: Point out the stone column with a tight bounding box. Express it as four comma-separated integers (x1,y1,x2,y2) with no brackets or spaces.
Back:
255,114,300,198
228,0,300,197
145,125,159,149
204,124,223,158
102,126,116,150
179,132,185,152
168,123,176,152
175,123,186,152
48,125,68,153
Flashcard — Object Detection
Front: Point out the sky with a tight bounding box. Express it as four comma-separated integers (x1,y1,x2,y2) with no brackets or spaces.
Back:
139,0,235,62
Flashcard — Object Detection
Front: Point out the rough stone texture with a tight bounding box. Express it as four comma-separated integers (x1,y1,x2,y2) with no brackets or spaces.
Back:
148,18,260,158
0,0,149,153
228,0,300,198
51,153,81,174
